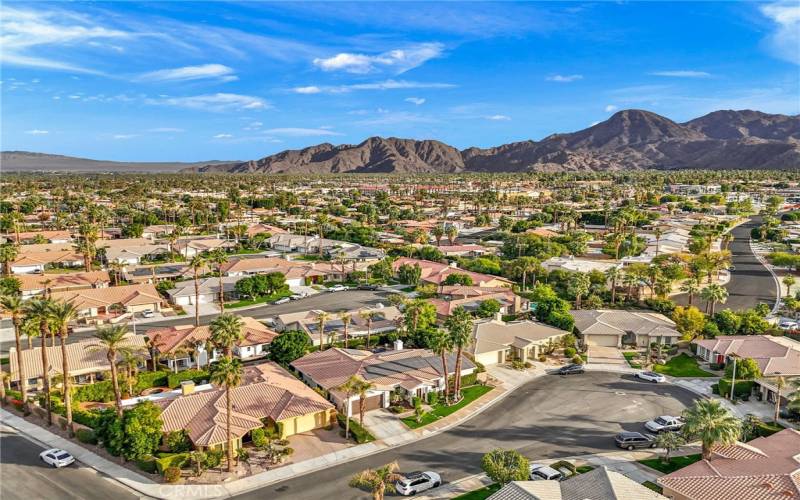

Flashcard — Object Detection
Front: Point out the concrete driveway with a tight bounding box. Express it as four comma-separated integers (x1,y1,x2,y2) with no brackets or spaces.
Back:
588,346,627,365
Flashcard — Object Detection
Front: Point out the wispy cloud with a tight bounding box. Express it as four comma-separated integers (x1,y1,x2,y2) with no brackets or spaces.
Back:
148,127,184,133
112,134,138,140
137,64,237,83
25,129,49,135
484,114,511,121
649,70,711,78
291,79,455,94
213,133,233,139
147,93,269,112
354,111,438,126
604,104,618,112
312,43,444,74
292,85,322,94
262,127,344,137
405,97,426,105
545,74,583,83
759,2,800,65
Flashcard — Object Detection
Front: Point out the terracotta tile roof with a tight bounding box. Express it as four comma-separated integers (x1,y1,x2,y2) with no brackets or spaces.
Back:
147,316,278,355
693,336,800,376
392,257,513,287
16,270,111,292
49,283,162,311
13,250,84,266
571,309,680,338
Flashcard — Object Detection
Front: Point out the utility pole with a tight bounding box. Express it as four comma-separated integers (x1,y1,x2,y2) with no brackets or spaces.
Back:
729,354,738,401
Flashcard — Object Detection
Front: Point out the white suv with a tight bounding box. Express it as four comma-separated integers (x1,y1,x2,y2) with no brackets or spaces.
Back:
529,464,563,481
645,415,684,433
396,471,441,496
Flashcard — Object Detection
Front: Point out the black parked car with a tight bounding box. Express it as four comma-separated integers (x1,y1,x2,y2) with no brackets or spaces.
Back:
357,283,379,290
614,432,657,450
557,364,585,375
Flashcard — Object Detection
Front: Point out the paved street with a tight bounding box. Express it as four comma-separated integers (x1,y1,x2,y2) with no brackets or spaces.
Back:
674,216,777,312
0,425,137,500
235,372,696,500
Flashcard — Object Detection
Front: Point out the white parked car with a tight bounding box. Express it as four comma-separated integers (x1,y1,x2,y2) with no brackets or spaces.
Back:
273,297,291,305
396,471,441,496
645,415,685,433
141,309,155,318
779,319,798,330
290,292,308,300
529,464,563,481
40,448,75,468
636,371,666,383
328,284,348,292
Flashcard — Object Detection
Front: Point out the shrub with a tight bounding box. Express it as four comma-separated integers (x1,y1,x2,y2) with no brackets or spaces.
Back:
73,408,103,428
538,354,547,362
164,466,182,483
336,414,375,444
572,354,584,365
72,381,115,403
205,449,224,469
718,378,754,399
251,427,267,448
75,428,97,445
135,455,157,474
564,347,577,358
155,452,189,474
167,369,208,389
460,372,478,387
711,383,719,395
645,298,676,314
426,391,439,406
133,371,169,394
388,405,405,414
166,430,192,453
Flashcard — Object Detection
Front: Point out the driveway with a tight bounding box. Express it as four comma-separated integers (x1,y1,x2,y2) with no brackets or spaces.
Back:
234,372,697,500
588,346,627,365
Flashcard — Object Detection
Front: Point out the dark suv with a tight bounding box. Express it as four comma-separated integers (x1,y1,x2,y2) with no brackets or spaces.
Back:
614,432,657,450
557,364,585,375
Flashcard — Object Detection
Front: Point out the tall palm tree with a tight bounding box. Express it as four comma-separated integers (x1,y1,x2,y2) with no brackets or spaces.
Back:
335,375,361,439
24,298,54,425
680,278,701,307
119,349,143,397
49,300,79,436
353,377,375,426
359,310,378,349
429,329,453,404
349,461,402,500
209,313,244,358
339,312,352,349
0,244,18,276
701,284,728,315
208,249,229,312
773,376,786,423
445,225,458,246
0,294,27,404
88,324,132,417
316,311,330,350
189,255,206,327
316,213,329,257
682,399,741,460
444,307,473,401
654,227,663,256
431,226,444,247
209,356,243,473
605,266,620,305
21,316,39,350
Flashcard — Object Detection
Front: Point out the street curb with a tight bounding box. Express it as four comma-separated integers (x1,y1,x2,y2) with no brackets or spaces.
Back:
749,237,782,317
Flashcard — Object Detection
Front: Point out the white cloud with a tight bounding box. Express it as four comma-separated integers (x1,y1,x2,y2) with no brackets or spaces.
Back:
112,134,137,139
147,93,270,112
760,2,800,65
604,104,618,112
213,133,233,139
545,74,583,83
295,79,455,94
354,111,438,126
243,121,262,130
148,127,184,133
137,64,237,82
292,85,322,94
405,97,426,105
262,127,344,137
25,129,49,135
649,70,711,78
312,42,443,74
484,114,511,121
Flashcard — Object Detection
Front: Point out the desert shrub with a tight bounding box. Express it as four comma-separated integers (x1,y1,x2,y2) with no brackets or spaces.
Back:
389,405,405,414
336,414,375,443
166,430,192,453
572,354,584,365
155,453,189,474
718,378,755,399
205,449,224,469
135,455,157,474
72,381,115,403
251,428,267,448
164,466,181,483
564,347,577,357
538,354,547,362
75,428,97,445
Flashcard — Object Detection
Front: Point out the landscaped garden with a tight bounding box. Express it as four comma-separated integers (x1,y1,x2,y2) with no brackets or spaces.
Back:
401,384,493,429
453,483,501,500
638,453,702,474
652,353,715,377
623,351,642,369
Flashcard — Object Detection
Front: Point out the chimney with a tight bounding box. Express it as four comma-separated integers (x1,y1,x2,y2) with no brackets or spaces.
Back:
393,339,404,351
181,380,195,396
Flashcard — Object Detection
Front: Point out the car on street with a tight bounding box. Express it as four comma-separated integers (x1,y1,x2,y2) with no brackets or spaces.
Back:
141,309,155,318
645,415,684,433
290,292,308,300
557,364,585,375
529,464,563,481
395,471,441,496
779,318,799,330
357,283,379,290
273,297,291,305
40,448,75,468
614,432,657,450
328,284,348,292
636,371,666,383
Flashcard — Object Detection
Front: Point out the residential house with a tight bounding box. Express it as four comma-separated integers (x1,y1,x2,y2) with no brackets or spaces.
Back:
392,257,513,288
658,429,800,500
220,256,328,286
11,250,84,274
17,270,111,299
141,225,175,240
268,233,319,253
470,316,572,366
174,238,235,258
571,310,681,348
489,467,666,500
1,230,72,245
104,242,170,265
157,362,335,449
543,256,622,274
291,346,475,415
430,286,525,320
122,263,210,284
275,305,402,346
166,276,241,306
436,244,492,258
49,283,163,321
147,316,278,371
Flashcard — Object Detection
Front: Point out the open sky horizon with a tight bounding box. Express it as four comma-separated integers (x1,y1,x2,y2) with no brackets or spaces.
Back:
2,1,799,162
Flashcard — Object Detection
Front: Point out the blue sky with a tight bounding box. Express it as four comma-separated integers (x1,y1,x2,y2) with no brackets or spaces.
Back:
2,1,799,162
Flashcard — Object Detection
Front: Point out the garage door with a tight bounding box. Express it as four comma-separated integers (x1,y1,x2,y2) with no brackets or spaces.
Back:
585,334,618,347
349,394,382,415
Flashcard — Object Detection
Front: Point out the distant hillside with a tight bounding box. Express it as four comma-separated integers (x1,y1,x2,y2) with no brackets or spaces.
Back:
189,109,800,174
1,151,235,173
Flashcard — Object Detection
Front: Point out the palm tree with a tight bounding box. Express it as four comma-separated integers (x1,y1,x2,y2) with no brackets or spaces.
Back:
209,313,244,358
783,275,795,297
316,311,330,350
21,316,39,350
773,376,786,423
209,356,243,473
352,377,375,426
24,298,54,425
701,284,728,315
88,324,132,417
605,267,620,305
49,300,79,436
654,430,685,464
654,227,663,256
431,226,444,246
680,278,701,307
335,375,361,439
429,329,452,404
349,461,402,500
119,349,143,397
445,307,473,401
445,225,458,246
208,249,229,312
682,399,741,460
339,312,352,349
0,294,27,404
189,255,206,326
569,272,591,309
0,244,18,276
316,213,329,257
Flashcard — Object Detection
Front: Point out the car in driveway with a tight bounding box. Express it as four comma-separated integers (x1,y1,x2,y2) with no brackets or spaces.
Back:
636,371,666,383
529,464,563,481
395,471,441,496
557,364,585,375
273,297,291,305
645,415,684,433
141,309,155,318
328,284,348,292
614,432,657,450
40,448,75,468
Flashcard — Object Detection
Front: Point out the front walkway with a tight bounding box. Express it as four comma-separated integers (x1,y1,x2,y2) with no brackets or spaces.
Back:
587,346,627,365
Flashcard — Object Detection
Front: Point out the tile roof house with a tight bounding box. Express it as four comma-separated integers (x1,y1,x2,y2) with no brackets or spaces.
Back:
470,317,571,366
104,243,170,265
16,270,111,299
11,250,84,274
158,362,335,448
571,309,680,348
658,429,800,500
174,238,235,258
220,256,328,286
275,306,402,347
146,316,278,371
291,347,476,415
392,257,513,288
429,287,524,319
49,283,163,320
1,230,72,245
489,467,666,499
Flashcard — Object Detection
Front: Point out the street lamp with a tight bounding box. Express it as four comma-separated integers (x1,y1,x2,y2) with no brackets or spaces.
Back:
729,353,739,401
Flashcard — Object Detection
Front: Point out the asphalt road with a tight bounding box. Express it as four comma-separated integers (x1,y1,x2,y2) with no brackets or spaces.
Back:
0,425,137,500
235,372,697,500
674,216,777,312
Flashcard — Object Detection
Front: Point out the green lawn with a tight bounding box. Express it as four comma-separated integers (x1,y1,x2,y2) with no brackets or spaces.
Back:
642,481,663,494
453,483,501,500
576,465,595,474
227,290,291,308
639,454,702,474
623,351,642,369
652,353,715,377
401,385,493,429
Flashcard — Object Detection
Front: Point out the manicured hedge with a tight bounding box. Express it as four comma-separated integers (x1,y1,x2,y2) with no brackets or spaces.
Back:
155,452,189,474
73,381,115,403
75,428,98,445
135,455,158,474
336,414,375,444
718,378,755,399
134,371,169,393
167,369,209,389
